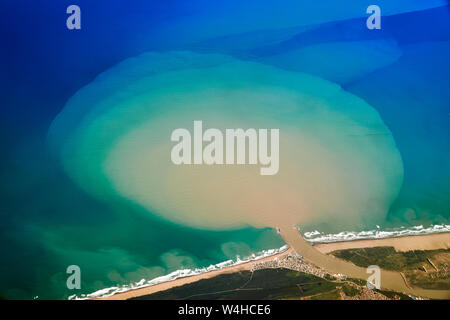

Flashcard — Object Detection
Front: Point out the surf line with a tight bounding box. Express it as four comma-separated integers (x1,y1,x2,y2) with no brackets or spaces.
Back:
171,120,279,175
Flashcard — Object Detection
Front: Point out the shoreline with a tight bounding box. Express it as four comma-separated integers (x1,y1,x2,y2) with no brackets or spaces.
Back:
98,248,295,300
314,232,450,254
279,227,450,299
97,231,450,300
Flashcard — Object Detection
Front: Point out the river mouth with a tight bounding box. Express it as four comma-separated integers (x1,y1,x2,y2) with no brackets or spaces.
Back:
279,225,450,299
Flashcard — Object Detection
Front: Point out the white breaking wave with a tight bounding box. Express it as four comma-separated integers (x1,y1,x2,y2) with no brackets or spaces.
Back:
303,224,450,243
68,245,289,300
69,223,449,300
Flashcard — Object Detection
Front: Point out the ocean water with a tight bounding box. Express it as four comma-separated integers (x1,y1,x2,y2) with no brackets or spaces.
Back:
0,1,449,299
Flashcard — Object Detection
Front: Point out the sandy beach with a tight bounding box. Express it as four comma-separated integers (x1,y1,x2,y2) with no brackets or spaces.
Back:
100,248,295,300
100,232,450,300
314,232,450,253
279,227,450,299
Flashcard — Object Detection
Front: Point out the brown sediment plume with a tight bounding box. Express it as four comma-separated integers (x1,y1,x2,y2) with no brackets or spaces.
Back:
278,226,450,299
50,52,404,231
99,232,450,300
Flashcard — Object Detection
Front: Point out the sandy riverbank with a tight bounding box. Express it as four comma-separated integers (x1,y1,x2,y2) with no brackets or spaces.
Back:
314,232,450,254
99,232,450,300
279,227,450,299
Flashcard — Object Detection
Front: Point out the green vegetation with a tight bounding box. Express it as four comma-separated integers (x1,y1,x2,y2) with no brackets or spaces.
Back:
406,269,450,290
375,289,412,300
309,288,340,300
130,266,424,300
330,247,450,290
129,247,450,300
347,278,366,286
132,268,337,300
324,274,336,281
331,247,446,271
341,284,360,297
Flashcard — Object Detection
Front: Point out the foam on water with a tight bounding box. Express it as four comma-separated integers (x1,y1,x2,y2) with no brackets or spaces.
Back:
303,224,450,243
68,245,289,300
69,223,449,300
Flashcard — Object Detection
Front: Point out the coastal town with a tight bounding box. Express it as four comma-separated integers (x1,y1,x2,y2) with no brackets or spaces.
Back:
250,252,408,300
95,232,449,300
251,252,332,279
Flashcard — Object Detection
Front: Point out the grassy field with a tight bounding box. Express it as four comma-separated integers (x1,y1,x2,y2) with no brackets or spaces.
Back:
127,247,450,300
131,268,410,300
132,268,337,300
330,247,450,290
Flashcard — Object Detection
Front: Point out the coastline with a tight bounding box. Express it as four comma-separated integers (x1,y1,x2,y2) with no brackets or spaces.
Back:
98,248,295,300
97,231,450,300
314,232,450,253
279,227,450,299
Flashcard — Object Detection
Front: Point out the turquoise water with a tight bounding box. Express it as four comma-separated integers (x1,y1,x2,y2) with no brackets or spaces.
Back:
0,2,449,299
